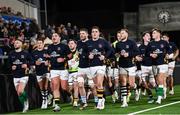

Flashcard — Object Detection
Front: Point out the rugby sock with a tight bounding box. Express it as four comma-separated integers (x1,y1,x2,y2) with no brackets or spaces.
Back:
146,88,153,98
18,91,27,106
141,84,146,92
157,85,164,96
22,91,27,101
120,86,127,103
163,87,167,95
19,95,25,106
94,96,98,107
133,83,137,90
109,86,114,95
97,89,104,99
45,90,48,100
127,83,130,95
103,91,106,99
73,97,78,103
54,98,60,105
81,96,87,104
163,87,167,98
41,90,45,100
114,85,119,93
137,84,141,90
94,96,98,103
41,90,48,100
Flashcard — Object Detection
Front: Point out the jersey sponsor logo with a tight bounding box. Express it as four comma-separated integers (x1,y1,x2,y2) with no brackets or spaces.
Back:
153,49,163,54
13,59,23,65
88,45,93,48
91,49,101,55
141,48,145,51
50,51,60,57
37,58,45,63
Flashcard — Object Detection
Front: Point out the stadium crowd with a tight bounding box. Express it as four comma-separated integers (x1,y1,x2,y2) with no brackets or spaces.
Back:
0,12,180,113
0,6,23,17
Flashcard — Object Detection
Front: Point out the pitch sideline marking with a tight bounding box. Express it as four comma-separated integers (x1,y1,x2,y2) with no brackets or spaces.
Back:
128,101,180,115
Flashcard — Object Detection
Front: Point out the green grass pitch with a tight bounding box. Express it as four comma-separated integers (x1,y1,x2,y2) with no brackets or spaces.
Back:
11,85,180,114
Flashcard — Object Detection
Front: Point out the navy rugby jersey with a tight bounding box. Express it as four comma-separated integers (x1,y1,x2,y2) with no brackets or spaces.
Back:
146,40,172,65
48,43,71,70
138,44,152,66
87,38,112,67
115,39,139,68
77,40,90,68
32,49,49,76
168,42,178,62
8,50,31,78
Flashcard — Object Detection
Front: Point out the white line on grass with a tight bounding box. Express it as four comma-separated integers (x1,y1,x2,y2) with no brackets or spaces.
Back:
128,101,180,115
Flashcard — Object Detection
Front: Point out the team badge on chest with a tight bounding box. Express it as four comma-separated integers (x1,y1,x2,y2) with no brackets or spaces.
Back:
99,44,102,48
21,55,24,59
126,45,129,49
57,47,61,51
160,44,164,48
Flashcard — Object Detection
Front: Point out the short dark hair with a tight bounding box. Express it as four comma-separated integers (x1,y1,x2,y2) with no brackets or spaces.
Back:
142,31,150,38
162,33,170,38
120,28,129,34
37,38,44,42
16,37,24,43
80,28,88,33
92,26,100,31
117,30,121,34
68,39,77,44
152,28,161,34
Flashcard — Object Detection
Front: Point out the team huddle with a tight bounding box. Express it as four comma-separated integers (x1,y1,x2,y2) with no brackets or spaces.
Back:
8,26,179,113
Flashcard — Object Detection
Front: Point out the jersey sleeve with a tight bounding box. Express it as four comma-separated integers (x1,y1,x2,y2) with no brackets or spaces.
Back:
129,41,139,57
104,40,113,58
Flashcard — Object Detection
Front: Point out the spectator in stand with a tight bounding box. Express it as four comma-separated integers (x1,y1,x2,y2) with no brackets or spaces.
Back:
0,6,23,17
60,25,69,44
45,25,53,39
16,11,23,17
29,19,40,51
66,22,72,38
0,18,4,37
21,22,30,40
8,22,17,37
7,7,13,15
72,25,79,41
29,19,40,38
